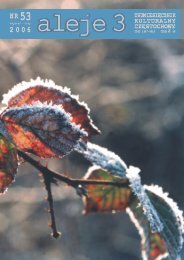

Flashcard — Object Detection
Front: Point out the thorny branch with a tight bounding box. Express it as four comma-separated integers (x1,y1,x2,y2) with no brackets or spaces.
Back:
18,149,130,238
17,150,130,189
42,172,61,239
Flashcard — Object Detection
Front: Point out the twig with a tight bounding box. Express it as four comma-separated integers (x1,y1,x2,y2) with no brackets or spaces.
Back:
17,150,130,238
42,172,61,239
17,150,129,189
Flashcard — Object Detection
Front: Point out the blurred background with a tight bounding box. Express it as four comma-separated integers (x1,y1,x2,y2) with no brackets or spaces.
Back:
0,0,184,260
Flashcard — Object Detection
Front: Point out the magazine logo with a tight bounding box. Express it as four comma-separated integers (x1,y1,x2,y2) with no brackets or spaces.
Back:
1,9,180,39
37,13,126,37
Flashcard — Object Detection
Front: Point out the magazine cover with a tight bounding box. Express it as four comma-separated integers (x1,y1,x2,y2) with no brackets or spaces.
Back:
0,1,183,260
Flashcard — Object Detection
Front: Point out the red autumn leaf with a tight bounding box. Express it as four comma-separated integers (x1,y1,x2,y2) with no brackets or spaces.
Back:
1,104,87,158
83,166,131,213
2,78,100,137
0,134,18,193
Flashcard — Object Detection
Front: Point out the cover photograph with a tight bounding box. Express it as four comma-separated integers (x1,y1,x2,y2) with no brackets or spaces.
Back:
0,1,183,260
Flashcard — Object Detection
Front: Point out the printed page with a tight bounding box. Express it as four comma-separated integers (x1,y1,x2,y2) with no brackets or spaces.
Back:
0,1,183,260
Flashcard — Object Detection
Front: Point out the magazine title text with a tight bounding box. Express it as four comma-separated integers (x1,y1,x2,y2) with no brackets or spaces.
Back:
37,13,125,37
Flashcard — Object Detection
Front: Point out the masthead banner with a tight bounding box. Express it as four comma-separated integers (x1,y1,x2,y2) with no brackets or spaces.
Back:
0,9,181,39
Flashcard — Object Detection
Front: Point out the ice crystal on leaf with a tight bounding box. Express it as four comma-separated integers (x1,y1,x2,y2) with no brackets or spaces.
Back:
2,77,100,137
1,104,87,158
126,166,163,233
144,185,184,237
145,185,184,259
0,78,183,260
77,142,127,177
126,182,184,260
126,204,168,260
83,165,184,259
0,78,101,158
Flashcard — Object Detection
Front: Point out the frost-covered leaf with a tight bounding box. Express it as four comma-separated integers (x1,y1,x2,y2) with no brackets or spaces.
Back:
83,166,131,213
78,142,127,177
127,166,163,233
83,165,181,259
2,78,100,137
127,185,184,260
145,185,184,259
1,104,87,158
80,144,183,259
127,198,167,260
0,133,18,193
0,120,12,141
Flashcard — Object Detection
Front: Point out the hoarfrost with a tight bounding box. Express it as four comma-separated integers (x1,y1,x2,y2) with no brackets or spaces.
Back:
76,142,127,177
145,184,184,255
2,77,72,105
127,166,163,233
126,207,168,260
2,104,87,157
2,77,100,136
